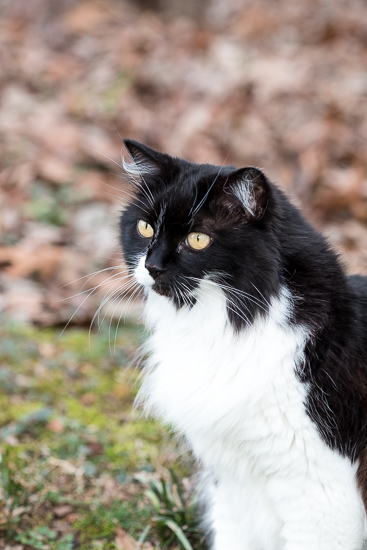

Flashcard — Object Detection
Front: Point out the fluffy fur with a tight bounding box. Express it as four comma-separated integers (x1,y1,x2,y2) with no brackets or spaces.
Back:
120,140,367,550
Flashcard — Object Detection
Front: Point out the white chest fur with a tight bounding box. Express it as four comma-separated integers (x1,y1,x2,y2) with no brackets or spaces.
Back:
140,283,305,471
135,275,366,549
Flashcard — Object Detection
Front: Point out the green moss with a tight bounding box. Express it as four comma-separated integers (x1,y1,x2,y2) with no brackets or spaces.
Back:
64,397,115,429
74,497,150,546
0,323,191,549
0,400,46,423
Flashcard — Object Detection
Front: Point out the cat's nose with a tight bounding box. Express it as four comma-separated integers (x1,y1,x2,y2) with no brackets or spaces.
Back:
145,261,165,280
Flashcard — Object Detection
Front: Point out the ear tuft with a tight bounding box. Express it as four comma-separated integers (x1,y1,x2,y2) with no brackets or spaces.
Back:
226,167,269,221
122,139,165,178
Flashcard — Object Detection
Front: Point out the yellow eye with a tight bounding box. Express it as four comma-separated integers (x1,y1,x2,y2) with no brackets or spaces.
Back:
137,220,154,238
186,232,211,250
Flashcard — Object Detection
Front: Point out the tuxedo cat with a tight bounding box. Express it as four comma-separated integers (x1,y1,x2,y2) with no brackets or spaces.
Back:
120,139,367,550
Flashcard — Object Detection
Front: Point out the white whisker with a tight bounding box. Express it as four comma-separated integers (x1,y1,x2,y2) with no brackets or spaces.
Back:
113,283,143,351
83,145,123,171
62,266,122,288
61,272,133,301
185,276,253,326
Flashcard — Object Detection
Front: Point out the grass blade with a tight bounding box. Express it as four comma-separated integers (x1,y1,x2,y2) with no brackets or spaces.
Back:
163,520,194,550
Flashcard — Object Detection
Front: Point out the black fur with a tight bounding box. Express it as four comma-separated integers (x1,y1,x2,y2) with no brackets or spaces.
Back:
120,140,367,474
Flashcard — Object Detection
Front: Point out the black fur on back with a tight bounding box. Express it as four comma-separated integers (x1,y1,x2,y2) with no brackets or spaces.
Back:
120,140,367,467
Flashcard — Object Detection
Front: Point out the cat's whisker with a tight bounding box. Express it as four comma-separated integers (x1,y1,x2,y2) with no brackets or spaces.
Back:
177,280,196,308
62,269,132,334
201,288,251,327
201,274,268,312
95,278,137,327
78,271,132,297
90,275,135,319
114,285,142,351
173,286,183,309
179,288,192,309
191,149,232,218
200,272,269,310
81,145,156,215
112,283,143,352
103,178,153,216
213,280,268,313
62,274,131,335
187,276,253,326
108,281,141,353
174,283,188,308
121,283,142,323
225,298,252,326
83,145,124,171
98,282,134,329
101,177,133,199
88,278,138,337
250,282,271,309
62,265,122,289
191,174,219,218
60,285,98,336
119,165,157,215
94,177,152,216
139,173,156,211
132,183,157,217
188,185,198,218
179,276,215,308
185,276,253,325
90,285,129,333
62,272,133,301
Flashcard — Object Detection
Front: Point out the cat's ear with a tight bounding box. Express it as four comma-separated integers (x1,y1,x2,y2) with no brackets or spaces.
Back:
221,167,269,221
123,139,166,177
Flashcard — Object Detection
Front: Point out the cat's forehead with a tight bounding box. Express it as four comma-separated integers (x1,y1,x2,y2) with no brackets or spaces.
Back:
151,163,228,225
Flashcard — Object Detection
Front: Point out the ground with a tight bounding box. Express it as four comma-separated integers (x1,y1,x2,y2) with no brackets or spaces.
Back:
0,322,203,549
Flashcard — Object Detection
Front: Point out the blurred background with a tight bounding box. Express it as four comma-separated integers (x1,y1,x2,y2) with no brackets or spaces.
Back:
0,0,366,326
0,0,366,548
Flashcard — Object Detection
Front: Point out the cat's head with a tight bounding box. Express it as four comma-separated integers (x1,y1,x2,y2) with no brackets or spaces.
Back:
120,140,283,329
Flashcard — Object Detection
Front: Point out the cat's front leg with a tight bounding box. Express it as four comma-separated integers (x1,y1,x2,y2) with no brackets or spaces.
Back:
204,475,282,550
202,477,252,550
208,495,252,550
211,518,247,550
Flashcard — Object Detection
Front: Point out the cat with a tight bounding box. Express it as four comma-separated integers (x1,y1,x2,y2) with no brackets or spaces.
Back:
119,139,367,550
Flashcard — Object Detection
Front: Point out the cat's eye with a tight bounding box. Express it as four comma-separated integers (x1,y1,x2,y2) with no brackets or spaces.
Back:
137,220,154,238
186,232,211,250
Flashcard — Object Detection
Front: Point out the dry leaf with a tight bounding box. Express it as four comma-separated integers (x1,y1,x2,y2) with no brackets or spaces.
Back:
53,505,73,518
47,418,65,434
37,156,72,184
63,1,113,33
115,525,138,550
0,245,65,279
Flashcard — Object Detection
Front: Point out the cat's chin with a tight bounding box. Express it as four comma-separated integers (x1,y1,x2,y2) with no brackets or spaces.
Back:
152,282,175,299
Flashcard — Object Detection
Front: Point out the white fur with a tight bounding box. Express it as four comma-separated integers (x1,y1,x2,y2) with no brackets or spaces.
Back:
134,256,366,550
232,178,257,216
122,156,158,178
